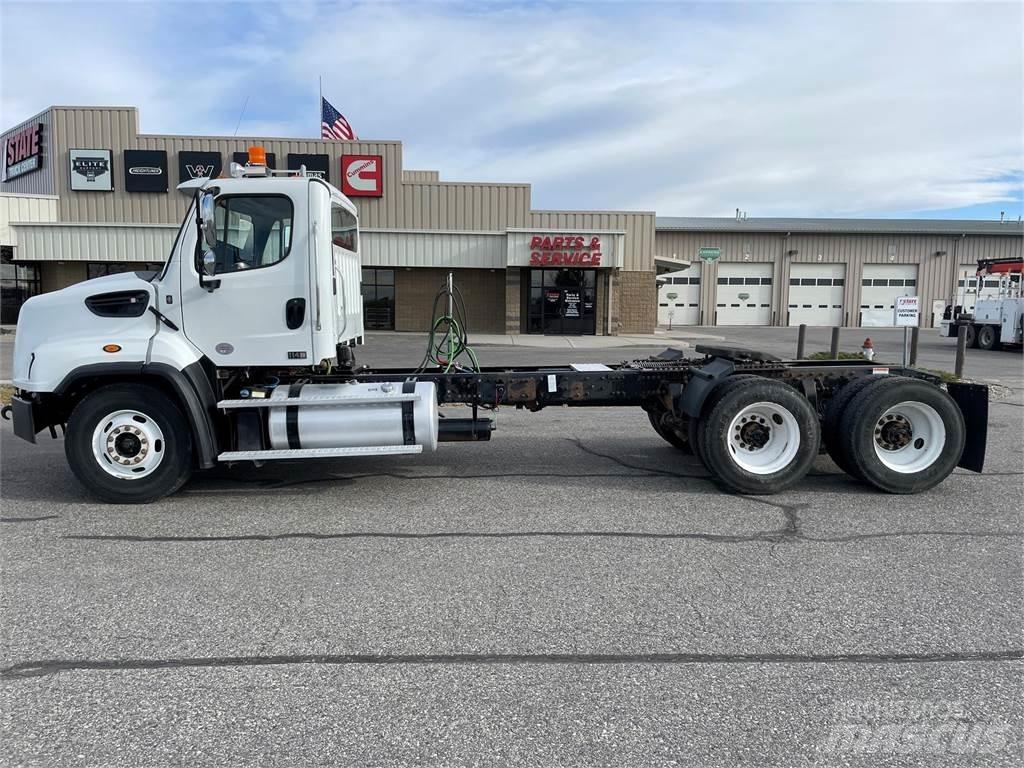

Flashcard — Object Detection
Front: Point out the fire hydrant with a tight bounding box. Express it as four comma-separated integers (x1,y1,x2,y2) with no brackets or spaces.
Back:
861,338,875,361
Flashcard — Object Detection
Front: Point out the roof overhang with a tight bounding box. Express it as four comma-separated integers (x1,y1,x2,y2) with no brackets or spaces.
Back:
655,256,692,270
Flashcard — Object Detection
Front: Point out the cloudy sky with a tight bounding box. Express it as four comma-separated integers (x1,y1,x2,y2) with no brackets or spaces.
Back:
2,0,1021,219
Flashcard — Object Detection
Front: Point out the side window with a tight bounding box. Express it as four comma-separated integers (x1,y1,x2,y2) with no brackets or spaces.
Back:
332,204,358,252
213,195,293,273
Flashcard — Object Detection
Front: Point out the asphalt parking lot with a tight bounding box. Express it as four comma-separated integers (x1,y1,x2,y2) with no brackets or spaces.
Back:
1,331,1022,766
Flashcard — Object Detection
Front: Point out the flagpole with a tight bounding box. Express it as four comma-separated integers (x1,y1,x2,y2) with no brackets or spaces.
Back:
318,76,322,137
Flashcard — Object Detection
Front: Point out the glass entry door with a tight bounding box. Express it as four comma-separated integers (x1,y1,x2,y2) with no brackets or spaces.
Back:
527,268,597,335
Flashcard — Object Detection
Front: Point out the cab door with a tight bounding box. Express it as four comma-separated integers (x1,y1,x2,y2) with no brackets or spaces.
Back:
180,192,313,366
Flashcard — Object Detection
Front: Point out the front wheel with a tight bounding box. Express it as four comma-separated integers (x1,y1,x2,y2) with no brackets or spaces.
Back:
964,324,978,348
695,378,821,495
837,377,965,494
65,384,194,504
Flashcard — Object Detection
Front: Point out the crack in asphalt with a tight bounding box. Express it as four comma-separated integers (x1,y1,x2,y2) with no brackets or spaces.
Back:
3,649,1020,680
63,528,1022,545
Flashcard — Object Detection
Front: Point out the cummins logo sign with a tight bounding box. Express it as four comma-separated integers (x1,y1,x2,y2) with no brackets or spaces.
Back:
124,149,168,192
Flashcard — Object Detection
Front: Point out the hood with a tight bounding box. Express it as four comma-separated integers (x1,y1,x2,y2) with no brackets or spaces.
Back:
13,272,159,391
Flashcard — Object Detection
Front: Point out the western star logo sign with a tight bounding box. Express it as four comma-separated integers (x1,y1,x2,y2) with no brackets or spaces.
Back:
72,155,109,181
529,235,602,267
341,154,383,197
178,151,222,184
2,122,44,182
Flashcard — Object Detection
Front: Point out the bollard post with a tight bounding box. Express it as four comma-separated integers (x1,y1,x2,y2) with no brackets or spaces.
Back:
909,326,920,367
829,327,840,360
955,324,967,379
796,324,807,359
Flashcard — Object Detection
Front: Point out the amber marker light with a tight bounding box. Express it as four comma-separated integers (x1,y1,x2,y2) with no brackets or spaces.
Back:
102,344,122,353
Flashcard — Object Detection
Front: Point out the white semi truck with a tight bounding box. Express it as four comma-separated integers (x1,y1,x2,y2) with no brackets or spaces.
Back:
5,149,988,503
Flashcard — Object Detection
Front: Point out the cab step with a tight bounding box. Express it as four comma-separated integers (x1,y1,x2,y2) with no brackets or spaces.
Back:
218,445,423,461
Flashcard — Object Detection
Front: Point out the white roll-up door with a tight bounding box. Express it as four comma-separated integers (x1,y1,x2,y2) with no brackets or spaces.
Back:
860,265,918,327
787,264,845,326
657,265,701,325
715,263,773,325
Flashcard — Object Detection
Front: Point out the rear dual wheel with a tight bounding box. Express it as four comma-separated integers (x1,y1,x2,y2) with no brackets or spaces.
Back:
835,377,965,494
977,325,999,351
692,377,820,495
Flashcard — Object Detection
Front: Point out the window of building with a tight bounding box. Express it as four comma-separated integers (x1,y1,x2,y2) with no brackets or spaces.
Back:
362,268,395,330
213,195,293,273
0,247,40,324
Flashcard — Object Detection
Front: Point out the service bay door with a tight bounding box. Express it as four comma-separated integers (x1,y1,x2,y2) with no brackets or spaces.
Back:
657,265,701,325
787,264,845,326
859,264,918,327
715,263,773,325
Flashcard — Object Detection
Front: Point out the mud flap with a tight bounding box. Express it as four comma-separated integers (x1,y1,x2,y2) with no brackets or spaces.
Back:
947,382,988,472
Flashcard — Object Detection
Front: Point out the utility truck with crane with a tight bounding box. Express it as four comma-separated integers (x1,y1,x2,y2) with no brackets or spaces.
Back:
5,148,988,503
939,257,1024,350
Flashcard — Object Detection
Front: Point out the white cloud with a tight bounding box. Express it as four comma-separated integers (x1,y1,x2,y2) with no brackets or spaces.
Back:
2,0,1021,217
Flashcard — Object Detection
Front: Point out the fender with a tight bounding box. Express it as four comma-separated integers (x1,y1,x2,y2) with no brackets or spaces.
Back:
53,360,220,469
676,357,736,418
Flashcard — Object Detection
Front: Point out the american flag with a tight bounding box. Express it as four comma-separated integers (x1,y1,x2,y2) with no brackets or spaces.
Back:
321,97,356,141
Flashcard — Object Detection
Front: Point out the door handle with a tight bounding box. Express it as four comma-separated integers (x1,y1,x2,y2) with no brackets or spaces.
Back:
285,298,306,329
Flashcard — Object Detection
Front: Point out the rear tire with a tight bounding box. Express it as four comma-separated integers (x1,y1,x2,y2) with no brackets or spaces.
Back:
823,376,879,477
65,384,194,504
688,374,762,469
964,324,978,348
977,325,998,351
646,408,692,453
838,377,965,494
695,378,820,495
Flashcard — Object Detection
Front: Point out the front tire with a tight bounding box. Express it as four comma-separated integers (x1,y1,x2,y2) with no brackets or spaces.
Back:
65,384,194,504
837,377,965,494
977,325,999,350
695,378,820,495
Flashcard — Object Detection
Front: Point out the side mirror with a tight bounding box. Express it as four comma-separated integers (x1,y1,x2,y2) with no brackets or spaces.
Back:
199,192,218,249
201,248,217,277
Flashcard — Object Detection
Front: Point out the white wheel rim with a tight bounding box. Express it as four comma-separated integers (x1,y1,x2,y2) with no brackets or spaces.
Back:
726,401,801,475
91,410,166,480
872,400,945,474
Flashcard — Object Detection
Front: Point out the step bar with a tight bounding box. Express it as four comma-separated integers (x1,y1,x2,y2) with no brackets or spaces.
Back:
217,394,419,409
218,445,423,461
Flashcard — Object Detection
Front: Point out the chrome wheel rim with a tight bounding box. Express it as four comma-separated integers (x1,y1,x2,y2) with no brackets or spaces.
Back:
872,401,945,474
726,401,800,475
91,410,166,480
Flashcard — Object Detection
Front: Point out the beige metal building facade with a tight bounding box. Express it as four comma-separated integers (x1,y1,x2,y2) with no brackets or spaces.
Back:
3,105,1021,332
655,218,1023,330
1,106,656,335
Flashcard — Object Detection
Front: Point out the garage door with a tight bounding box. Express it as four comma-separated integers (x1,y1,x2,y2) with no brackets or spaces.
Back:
715,263,773,325
860,265,917,327
787,264,845,326
657,265,701,325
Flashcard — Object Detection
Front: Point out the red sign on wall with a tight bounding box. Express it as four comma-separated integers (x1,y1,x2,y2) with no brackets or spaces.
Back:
529,235,602,267
340,154,383,197
3,123,44,182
